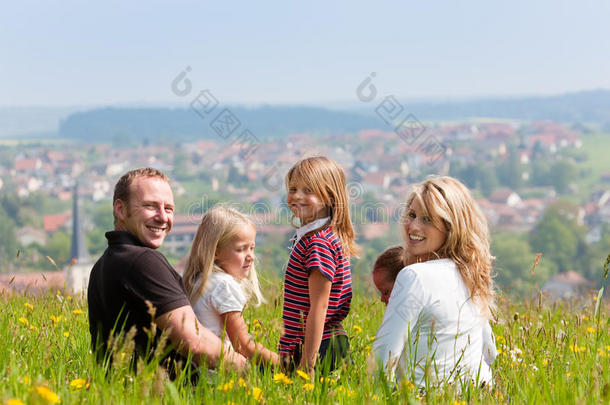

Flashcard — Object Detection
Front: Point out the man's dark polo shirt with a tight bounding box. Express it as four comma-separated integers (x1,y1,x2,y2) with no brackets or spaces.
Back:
87,231,190,365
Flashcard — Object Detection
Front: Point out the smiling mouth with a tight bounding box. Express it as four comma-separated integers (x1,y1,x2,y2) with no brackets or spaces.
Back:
409,234,425,241
147,226,166,233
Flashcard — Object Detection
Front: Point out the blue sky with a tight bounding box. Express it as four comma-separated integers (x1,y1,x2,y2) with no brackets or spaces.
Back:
2,0,609,107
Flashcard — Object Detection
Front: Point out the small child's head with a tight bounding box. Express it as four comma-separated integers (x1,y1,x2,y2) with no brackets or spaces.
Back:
402,176,494,314
285,156,359,257
372,246,405,305
183,205,264,306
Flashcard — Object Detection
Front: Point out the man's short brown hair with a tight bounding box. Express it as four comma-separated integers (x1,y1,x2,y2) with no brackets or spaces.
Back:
112,168,170,221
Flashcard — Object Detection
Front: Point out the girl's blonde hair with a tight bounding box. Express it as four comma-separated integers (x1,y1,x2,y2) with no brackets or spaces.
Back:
183,205,265,306
402,176,495,317
285,156,360,257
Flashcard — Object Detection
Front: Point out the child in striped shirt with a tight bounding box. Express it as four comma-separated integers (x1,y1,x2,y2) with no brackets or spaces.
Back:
279,156,360,374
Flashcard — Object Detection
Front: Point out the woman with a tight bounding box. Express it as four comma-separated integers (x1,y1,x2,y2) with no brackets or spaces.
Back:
373,176,496,388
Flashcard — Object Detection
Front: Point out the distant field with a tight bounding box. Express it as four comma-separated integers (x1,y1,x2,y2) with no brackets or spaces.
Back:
577,132,610,195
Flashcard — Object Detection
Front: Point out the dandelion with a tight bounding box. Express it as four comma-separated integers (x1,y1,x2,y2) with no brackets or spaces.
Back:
24,302,34,311
606,345,610,351
352,325,362,333
29,325,39,332
296,369,310,381
303,383,314,391
453,401,467,405
586,327,595,333
372,395,379,400
496,335,505,344
32,386,60,404
566,372,571,377
401,380,415,390
497,347,503,355
18,317,29,325
582,316,590,321
72,309,83,315
23,376,30,384
50,315,62,324
6,399,25,405
69,378,89,390
273,372,293,385
251,387,263,401
64,332,70,337
66,296,72,301
542,359,548,366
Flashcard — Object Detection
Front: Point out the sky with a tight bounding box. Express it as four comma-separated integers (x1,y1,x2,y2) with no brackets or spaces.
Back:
2,0,610,108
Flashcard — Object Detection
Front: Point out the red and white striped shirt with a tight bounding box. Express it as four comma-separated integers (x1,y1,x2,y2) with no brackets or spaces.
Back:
279,226,352,356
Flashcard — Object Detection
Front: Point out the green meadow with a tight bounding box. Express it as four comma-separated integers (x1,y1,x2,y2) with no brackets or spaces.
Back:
1,256,609,405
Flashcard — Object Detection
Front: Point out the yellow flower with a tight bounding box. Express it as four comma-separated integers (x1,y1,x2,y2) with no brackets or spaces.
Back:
72,309,83,315
582,316,589,321
453,401,466,405
566,372,571,377
32,386,60,404
542,359,548,366
606,345,610,351
66,296,72,301
29,325,39,332
586,327,595,333
219,380,234,392
296,369,310,380
303,383,314,391
372,394,379,400
69,378,89,390
50,315,62,324
352,325,362,333
402,380,415,390
251,387,263,401
23,376,30,384
273,372,293,385
64,332,70,337
18,317,29,325
25,302,34,311
6,399,26,405
497,347,503,355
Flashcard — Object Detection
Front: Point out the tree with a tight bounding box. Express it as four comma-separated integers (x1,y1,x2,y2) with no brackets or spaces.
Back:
548,160,576,194
529,203,586,274
492,232,553,296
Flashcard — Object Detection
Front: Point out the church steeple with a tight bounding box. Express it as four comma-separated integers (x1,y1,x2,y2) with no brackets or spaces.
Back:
69,182,90,264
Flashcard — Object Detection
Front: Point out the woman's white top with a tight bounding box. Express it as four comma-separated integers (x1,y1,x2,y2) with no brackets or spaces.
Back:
192,271,247,349
373,258,496,387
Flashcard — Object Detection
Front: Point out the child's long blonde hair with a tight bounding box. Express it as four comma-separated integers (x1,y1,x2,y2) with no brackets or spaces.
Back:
402,176,495,318
285,156,360,257
183,205,265,306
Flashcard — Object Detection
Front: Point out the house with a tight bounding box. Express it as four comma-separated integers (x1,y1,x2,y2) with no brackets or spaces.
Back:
16,227,47,246
541,271,592,300
489,190,523,208
43,213,71,233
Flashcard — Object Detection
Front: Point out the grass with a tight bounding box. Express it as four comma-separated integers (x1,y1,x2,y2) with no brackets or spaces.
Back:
1,265,609,404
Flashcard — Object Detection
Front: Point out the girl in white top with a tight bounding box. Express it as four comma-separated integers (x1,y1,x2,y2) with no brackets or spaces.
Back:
373,176,497,388
183,206,279,367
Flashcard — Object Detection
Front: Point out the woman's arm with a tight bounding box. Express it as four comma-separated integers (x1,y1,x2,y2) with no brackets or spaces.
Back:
299,269,332,371
221,311,280,366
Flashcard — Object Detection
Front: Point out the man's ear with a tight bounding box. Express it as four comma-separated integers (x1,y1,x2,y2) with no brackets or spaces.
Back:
113,199,127,223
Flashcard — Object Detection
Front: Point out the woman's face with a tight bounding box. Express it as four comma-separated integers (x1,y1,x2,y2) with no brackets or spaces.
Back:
403,198,448,262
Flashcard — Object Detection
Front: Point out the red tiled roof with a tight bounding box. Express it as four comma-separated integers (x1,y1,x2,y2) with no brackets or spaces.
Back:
43,213,71,233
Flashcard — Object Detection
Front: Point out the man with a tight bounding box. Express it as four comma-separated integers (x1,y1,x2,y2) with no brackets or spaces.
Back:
87,168,245,375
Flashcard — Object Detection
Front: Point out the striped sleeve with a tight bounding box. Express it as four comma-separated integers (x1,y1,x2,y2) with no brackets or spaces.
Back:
305,237,336,281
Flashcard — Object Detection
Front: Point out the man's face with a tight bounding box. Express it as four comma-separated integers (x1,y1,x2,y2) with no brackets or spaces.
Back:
114,176,175,249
